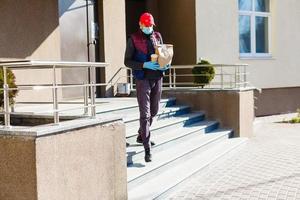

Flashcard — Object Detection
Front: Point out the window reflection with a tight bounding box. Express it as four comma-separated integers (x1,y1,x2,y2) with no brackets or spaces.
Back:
255,0,270,12
239,0,252,11
239,16,251,53
256,17,269,53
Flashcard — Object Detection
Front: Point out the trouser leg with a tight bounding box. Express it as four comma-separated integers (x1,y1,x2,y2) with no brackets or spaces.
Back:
149,78,162,125
137,78,162,132
136,79,151,149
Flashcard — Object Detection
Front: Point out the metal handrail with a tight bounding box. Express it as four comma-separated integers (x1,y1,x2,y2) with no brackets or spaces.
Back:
0,60,108,68
5,83,110,91
1,60,109,128
170,64,248,68
120,63,250,90
1,61,250,128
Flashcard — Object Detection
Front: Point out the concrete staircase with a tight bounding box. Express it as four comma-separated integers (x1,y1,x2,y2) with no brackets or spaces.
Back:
99,97,247,200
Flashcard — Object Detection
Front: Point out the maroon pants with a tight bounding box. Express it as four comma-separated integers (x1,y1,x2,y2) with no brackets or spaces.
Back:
136,78,162,149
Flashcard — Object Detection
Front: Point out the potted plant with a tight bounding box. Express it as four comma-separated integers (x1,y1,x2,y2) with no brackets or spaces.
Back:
192,59,215,88
0,68,18,108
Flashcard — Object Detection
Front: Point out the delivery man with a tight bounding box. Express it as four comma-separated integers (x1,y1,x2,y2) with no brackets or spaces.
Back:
124,12,169,162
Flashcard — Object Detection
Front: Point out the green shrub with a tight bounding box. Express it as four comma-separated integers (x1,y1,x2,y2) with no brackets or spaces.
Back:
289,117,300,123
0,68,18,107
288,108,300,123
192,59,215,88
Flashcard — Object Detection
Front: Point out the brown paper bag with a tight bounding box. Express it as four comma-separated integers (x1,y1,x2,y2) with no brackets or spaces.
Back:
156,44,174,67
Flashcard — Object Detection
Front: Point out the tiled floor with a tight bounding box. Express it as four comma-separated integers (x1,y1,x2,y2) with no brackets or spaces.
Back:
165,113,300,200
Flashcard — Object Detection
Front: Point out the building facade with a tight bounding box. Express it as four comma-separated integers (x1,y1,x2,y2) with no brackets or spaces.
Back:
195,0,300,116
0,0,127,101
1,0,299,116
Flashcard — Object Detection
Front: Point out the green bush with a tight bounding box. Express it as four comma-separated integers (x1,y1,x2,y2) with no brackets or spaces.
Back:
0,68,18,107
192,59,215,88
289,108,300,123
289,117,300,123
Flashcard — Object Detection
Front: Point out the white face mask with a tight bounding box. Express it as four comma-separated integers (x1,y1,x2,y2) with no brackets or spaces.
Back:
141,26,153,35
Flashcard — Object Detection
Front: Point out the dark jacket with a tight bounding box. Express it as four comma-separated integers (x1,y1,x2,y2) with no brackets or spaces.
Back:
124,30,163,80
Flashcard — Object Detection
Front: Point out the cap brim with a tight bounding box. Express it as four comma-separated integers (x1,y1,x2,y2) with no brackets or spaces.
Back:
143,22,155,27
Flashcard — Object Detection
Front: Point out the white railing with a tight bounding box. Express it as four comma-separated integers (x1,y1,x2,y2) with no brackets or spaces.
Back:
1,60,109,128
121,64,249,90
1,61,250,128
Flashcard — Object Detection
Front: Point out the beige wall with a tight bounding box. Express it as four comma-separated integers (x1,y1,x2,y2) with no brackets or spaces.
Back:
0,137,37,200
101,0,127,96
0,0,63,102
0,120,127,200
162,89,254,138
13,68,63,103
0,0,61,60
196,0,239,64
196,0,300,89
36,122,127,200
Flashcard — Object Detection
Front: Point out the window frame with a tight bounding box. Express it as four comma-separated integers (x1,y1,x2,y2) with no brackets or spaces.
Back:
239,0,272,58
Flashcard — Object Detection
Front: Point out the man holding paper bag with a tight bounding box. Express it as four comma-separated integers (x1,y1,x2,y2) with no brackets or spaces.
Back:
124,12,172,162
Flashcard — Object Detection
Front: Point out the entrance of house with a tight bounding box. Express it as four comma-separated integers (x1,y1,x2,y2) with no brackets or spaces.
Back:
125,0,196,65
58,0,103,98
125,0,197,88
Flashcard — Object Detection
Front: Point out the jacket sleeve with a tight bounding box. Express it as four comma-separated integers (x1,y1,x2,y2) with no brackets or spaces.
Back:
124,38,144,70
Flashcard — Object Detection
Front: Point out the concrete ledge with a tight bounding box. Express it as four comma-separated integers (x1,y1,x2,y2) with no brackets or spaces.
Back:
0,113,82,126
0,117,127,200
254,87,300,116
0,115,122,137
162,89,254,138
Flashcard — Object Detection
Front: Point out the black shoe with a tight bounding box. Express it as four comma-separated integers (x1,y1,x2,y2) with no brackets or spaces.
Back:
144,148,152,162
136,136,156,146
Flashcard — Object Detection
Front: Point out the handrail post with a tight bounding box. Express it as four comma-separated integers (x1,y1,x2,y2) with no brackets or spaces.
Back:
221,65,224,89
237,65,241,89
52,65,59,124
130,69,133,90
230,74,233,89
84,82,89,115
169,68,172,88
244,65,247,88
89,65,96,118
173,68,176,88
234,66,237,89
3,66,11,128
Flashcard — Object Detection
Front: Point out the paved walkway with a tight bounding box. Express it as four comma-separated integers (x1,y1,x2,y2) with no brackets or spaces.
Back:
165,113,300,200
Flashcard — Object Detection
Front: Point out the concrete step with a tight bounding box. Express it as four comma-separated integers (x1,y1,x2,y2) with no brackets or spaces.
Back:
127,129,232,189
126,111,205,139
108,105,190,124
126,120,219,164
128,137,248,200
96,97,176,115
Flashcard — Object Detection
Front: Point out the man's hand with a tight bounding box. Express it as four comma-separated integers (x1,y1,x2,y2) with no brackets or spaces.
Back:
143,61,160,70
158,64,171,71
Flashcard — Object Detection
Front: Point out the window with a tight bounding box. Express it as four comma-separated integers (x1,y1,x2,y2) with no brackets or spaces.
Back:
239,0,271,58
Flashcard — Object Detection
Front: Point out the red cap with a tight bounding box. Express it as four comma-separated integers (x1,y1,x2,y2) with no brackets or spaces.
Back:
139,12,155,27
